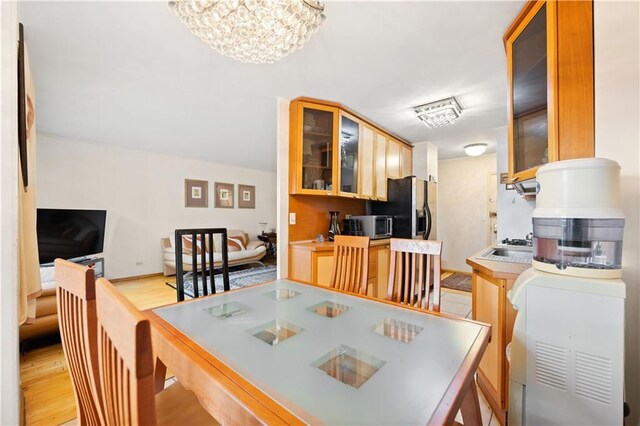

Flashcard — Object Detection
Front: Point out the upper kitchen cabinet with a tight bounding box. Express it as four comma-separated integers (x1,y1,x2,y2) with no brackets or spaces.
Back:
290,98,412,199
359,124,376,200
505,0,594,183
290,101,339,195
374,132,387,201
386,138,401,179
400,144,413,177
338,112,360,197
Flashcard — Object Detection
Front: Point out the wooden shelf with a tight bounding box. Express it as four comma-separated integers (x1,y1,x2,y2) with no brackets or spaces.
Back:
303,164,330,169
304,131,332,138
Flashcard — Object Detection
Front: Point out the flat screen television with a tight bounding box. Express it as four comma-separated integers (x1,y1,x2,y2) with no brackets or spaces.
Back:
37,208,107,264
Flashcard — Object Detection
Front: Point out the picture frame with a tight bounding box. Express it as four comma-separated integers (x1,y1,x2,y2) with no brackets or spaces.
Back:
17,23,28,187
184,179,208,208
238,184,256,209
214,182,234,208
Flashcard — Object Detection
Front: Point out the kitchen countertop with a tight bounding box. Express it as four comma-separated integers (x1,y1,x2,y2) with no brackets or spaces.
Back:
290,238,391,252
466,247,530,280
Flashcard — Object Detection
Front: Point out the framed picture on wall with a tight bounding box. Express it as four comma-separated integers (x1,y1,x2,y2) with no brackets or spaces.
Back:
214,182,234,208
238,184,255,209
185,179,208,208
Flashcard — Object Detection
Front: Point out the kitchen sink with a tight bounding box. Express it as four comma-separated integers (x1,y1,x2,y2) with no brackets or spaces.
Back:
478,247,533,264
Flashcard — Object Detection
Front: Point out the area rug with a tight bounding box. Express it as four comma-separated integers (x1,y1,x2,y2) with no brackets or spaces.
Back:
166,265,277,298
441,273,472,293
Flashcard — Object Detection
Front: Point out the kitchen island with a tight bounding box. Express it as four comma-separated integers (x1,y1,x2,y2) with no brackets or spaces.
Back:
467,248,529,426
289,238,391,299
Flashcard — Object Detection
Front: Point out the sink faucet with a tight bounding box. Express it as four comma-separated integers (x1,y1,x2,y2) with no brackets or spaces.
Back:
525,233,533,246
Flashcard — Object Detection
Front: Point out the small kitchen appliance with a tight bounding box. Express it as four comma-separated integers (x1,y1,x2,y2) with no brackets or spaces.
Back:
508,158,626,425
350,215,392,240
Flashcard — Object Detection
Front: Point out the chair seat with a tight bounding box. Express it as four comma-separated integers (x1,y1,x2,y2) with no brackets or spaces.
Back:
156,381,219,426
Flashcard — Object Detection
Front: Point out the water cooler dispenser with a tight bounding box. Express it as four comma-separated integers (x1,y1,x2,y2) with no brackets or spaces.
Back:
508,159,626,425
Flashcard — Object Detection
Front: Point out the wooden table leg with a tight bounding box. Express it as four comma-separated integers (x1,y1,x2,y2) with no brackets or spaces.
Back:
154,357,168,393
460,380,482,426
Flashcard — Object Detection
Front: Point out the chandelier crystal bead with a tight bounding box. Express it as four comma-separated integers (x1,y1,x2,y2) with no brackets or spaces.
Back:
170,0,326,64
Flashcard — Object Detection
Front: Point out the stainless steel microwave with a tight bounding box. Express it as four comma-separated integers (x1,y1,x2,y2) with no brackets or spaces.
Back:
351,215,393,240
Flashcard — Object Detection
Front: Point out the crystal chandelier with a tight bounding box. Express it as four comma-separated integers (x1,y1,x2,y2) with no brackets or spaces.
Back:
413,97,463,128
169,0,326,64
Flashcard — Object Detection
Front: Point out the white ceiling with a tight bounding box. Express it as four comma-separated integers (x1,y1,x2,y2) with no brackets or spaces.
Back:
19,1,524,172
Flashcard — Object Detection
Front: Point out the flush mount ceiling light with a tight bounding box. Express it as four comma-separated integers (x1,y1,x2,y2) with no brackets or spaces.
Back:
413,97,463,128
169,0,326,64
464,143,488,157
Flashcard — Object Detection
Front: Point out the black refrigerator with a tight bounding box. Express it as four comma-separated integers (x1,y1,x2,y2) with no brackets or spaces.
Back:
367,176,437,239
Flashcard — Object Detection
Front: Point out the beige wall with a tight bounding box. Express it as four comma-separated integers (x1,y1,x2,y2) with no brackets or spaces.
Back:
36,134,277,279
438,153,497,272
594,1,640,422
0,2,20,423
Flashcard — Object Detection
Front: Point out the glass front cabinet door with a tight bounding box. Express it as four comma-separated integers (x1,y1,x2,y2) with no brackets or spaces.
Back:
294,102,338,195
505,0,594,183
506,0,556,182
338,112,360,197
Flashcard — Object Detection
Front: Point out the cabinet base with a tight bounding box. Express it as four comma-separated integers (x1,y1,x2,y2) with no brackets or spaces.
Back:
477,371,507,426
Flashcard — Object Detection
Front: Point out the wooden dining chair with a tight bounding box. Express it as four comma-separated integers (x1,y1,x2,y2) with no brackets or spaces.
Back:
55,259,104,426
174,228,230,302
386,238,443,312
95,277,217,425
329,235,371,295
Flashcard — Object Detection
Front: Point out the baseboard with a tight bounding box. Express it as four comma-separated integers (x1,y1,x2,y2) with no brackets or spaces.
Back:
443,269,472,276
110,272,163,283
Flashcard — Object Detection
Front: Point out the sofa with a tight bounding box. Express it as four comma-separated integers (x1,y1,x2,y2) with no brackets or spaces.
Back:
161,229,266,276
19,266,58,343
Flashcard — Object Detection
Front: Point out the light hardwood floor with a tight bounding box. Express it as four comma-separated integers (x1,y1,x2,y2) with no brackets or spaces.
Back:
20,272,484,426
20,274,175,426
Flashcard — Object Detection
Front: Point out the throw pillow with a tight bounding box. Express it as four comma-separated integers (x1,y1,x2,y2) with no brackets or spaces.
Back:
182,235,204,255
227,237,245,252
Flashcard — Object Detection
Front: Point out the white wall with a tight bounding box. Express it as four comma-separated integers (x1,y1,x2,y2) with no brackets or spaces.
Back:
0,2,20,423
412,141,438,181
276,97,289,279
495,131,535,241
438,153,497,272
37,134,277,279
594,2,640,423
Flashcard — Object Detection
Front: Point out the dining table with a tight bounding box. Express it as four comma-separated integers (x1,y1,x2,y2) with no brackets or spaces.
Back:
145,279,490,425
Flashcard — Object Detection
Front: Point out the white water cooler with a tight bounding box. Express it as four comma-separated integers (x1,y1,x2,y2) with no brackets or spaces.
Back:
508,159,626,425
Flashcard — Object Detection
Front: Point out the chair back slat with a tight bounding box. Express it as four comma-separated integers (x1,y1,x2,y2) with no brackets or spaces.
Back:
329,235,370,295
174,228,230,302
96,277,157,426
55,259,104,426
386,238,443,312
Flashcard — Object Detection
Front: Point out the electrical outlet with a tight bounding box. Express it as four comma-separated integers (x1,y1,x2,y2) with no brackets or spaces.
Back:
289,212,296,225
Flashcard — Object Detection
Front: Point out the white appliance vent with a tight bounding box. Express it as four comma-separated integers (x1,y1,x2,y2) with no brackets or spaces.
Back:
535,341,568,390
575,351,613,405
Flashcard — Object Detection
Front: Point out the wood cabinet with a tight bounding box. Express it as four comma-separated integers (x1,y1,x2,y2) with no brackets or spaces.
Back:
467,251,528,426
374,132,387,201
400,144,413,177
472,272,517,426
289,241,391,299
290,98,412,200
359,124,375,200
505,0,594,183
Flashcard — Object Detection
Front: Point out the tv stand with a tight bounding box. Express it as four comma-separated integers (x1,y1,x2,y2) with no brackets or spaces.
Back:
40,256,104,278
73,257,105,278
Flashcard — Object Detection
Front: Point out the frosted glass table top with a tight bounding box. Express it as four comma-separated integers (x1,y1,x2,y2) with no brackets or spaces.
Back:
153,279,485,424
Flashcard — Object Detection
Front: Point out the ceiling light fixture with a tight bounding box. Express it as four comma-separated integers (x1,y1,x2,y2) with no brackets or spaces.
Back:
169,0,326,64
464,143,488,157
413,97,463,128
